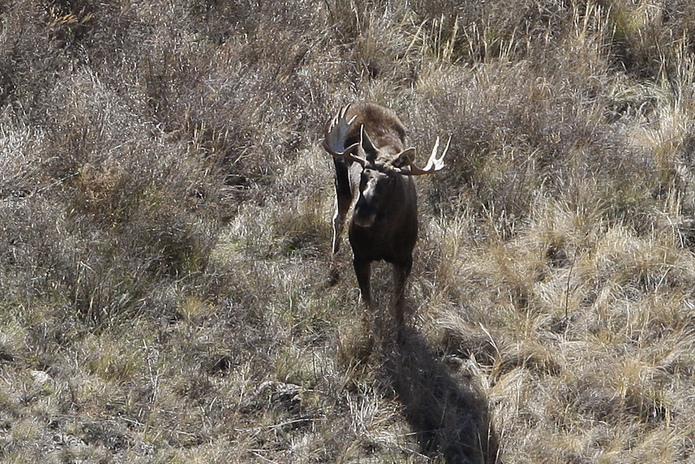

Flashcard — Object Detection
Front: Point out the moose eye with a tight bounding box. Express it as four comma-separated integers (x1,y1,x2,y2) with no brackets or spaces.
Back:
361,169,376,181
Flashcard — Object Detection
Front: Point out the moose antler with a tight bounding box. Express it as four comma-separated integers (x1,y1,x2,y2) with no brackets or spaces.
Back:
322,105,370,167
323,105,354,155
324,104,450,174
398,135,451,175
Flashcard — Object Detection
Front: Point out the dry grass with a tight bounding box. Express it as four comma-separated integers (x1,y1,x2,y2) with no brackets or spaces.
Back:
2,0,695,462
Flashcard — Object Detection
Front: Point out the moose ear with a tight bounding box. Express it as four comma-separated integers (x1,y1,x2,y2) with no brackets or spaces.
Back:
391,148,416,168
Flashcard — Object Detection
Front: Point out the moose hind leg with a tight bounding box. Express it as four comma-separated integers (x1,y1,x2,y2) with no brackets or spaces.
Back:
328,194,352,286
331,191,351,255
331,159,352,255
328,167,352,286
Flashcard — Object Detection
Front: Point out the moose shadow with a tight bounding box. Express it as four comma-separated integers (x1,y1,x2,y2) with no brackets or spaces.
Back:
378,324,500,464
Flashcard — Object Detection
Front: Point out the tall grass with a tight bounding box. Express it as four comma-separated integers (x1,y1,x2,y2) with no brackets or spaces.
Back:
1,0,695,462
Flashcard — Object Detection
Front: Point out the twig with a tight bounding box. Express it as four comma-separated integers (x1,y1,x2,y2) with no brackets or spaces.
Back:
564,258,575,328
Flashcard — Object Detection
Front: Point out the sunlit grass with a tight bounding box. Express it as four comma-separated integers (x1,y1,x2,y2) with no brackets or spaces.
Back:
2,1,695,462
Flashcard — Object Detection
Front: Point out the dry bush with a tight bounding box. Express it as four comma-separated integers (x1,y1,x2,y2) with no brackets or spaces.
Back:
3,0,695,463
410,0,574,63
401,5,694,239
0,66,221,321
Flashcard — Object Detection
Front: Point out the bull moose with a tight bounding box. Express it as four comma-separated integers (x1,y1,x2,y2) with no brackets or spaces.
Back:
323,102,449,326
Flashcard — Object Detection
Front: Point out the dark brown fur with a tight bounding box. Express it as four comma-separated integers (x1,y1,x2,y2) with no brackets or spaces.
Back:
327,102,418,325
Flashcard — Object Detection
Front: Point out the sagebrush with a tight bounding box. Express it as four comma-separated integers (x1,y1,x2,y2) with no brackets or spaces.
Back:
1,1,695,463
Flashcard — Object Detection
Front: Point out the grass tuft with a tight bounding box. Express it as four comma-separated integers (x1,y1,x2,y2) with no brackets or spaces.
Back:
4,1,695,462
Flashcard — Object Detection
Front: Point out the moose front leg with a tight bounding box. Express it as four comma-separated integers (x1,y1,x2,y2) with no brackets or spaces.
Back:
353,258,373,308
392,258,412,327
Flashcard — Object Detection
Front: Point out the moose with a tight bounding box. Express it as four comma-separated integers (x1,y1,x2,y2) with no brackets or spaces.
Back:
323,102,449,326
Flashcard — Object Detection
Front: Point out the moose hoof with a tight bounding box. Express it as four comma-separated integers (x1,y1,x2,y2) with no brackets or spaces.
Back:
327,269,340,287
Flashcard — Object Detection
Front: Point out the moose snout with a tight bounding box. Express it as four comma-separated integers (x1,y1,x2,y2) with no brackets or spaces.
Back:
353,212,376,228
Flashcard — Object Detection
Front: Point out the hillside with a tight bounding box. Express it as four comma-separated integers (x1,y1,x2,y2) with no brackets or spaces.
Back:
1,1,695,462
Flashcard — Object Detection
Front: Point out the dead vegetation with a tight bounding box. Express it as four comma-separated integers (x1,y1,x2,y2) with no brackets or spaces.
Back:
1,0,695,462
